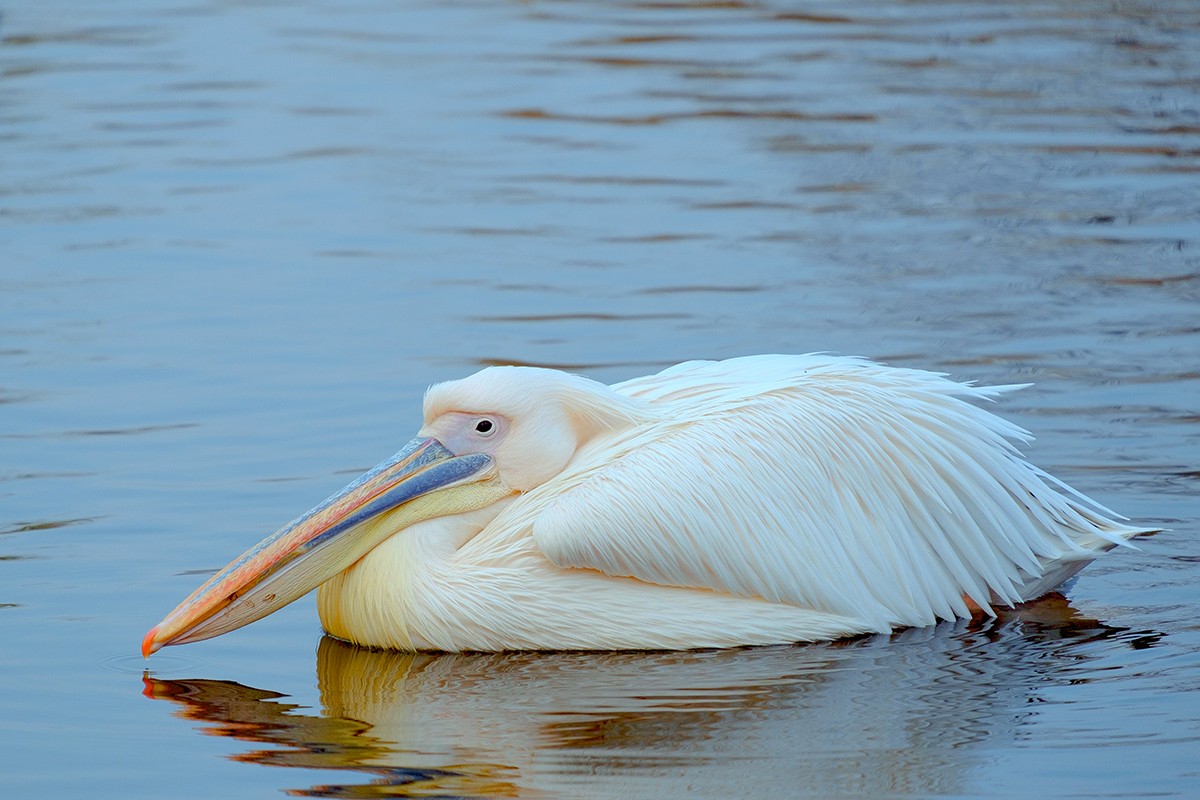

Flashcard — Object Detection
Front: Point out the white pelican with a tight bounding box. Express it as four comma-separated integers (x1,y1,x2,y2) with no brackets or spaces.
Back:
142,354,1153,655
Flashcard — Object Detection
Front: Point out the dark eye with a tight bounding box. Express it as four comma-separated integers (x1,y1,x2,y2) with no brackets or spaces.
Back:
474,418,495,435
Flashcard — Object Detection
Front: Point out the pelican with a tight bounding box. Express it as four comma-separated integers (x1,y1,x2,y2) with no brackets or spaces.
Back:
142,354,1152,655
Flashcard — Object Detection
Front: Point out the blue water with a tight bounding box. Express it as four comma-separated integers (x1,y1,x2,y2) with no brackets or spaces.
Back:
2,1,1198,797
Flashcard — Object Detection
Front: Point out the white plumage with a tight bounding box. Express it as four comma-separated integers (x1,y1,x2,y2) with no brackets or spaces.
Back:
313,354,1151,651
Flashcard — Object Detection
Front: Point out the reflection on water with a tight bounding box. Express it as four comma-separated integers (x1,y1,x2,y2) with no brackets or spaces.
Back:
144,597,1152,799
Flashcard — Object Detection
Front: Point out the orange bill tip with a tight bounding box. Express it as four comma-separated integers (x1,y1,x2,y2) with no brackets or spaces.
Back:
142,626,161,658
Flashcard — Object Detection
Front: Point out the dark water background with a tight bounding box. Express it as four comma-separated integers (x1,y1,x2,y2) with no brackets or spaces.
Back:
2,1,1198,797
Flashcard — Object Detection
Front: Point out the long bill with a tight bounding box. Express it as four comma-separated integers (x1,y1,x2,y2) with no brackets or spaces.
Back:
142,438,510,657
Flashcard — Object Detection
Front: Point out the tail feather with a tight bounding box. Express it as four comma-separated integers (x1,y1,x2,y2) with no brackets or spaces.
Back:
1009,523,1157,604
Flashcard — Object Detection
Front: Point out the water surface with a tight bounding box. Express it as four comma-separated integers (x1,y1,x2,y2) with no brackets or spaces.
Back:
1,1,1197,798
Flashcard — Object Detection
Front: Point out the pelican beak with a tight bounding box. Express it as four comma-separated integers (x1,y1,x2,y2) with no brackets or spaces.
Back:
142,438,509,657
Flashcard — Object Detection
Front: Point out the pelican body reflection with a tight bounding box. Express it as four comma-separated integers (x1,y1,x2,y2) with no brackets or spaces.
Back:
142,597,1153,799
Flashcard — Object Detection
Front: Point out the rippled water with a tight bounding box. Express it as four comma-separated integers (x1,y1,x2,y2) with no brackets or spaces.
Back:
2,1,1197,798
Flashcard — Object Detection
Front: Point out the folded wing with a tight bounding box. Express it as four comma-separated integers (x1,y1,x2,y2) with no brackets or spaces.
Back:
530,355,1148,632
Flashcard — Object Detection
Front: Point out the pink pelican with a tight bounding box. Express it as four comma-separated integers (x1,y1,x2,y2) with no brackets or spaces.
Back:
142,355,1151,654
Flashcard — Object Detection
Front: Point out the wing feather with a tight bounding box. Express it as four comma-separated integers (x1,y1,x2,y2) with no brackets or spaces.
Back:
527,355,1148,631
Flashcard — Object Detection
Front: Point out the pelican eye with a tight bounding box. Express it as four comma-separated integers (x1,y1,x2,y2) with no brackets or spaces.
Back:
473,418,496,436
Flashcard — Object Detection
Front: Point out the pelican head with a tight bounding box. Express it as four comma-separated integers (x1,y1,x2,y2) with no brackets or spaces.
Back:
142,367,644,656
